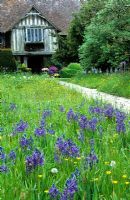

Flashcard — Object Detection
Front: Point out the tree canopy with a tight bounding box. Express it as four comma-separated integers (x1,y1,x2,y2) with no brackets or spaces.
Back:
80,0,130,71
52,0,107,66
52,0,130,70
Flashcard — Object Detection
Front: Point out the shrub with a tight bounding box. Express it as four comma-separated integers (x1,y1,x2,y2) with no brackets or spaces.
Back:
0,49,16,72
60,63,82,78
17,63,32,73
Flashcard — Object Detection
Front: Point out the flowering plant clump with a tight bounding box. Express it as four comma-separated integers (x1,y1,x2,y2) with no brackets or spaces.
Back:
48,66,58,75
13,120,28,135
86,139,98,169
56,137,80,158
67,108,79,122
79,115,98,131
26,149,44,173
20,135,33,149
1,75,130,199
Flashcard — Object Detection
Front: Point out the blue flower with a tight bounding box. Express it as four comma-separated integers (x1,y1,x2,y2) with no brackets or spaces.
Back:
61,173,78,199
56,138,79,158
20,135,33,149
42,110,52,119
59,105,65,112
86,139,98,169
49,184,60,199
9,103,17,111
48,129,55,135
26,149,44,172
14,120,28,133
67,109,78,122
8,150,16,160
104,105,114,118
0,127,3,132
0,165,8,173
115,111,126,133
0,147,6,161
35,128,46,137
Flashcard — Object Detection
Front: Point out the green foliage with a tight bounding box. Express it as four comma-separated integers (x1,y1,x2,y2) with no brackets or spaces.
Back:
0,74,130,199
52,0,107,65
60,63,82,78
0,49,16,72
51,35,71,66
17,62,32,73
79,0,130,70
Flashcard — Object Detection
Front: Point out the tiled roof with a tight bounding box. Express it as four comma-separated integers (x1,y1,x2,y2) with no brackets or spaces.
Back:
0,0,80,33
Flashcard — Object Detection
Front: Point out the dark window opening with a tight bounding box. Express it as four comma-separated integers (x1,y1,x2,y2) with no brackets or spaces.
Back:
25,43,44,51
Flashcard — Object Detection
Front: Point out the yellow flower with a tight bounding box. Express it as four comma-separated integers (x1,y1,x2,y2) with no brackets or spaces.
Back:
112,180,118,184
44,190,49,193
64,158,69,161
38,175,43,178
93,178,99,182
113,134,118,138
104,162,109,165
122,175,127,179
106,171,112,175
76,157,81,160
81,156,85,159
125,182,130,185
0,136,2,141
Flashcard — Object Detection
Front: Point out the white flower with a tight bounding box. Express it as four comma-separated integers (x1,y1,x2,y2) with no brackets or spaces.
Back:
110,161,116,167
51,168,58,174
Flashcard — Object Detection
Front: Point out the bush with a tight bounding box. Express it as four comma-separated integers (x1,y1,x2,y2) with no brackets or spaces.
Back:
0,49,16,72
60,63,82,78
17,63,32,73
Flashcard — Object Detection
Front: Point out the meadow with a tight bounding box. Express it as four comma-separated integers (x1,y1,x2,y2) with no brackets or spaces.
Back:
63,73,130,99
0,74,130,200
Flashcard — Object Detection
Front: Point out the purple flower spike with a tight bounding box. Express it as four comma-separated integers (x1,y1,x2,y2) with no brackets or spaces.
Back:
20,135,33,149
61,173,78,200
49,184,60,199
35,128,46,137
56,138,79,158
67,109,78,122
14,120,28,133
0,165,8,173
115,111,126,133
9,103,17,111
9,150,16,161
26,149,44,173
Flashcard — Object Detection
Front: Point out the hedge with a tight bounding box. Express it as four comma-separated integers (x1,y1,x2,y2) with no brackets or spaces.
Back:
0,49,16,72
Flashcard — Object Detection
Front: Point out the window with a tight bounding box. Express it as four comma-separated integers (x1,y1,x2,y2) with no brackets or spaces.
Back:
25,28,44,43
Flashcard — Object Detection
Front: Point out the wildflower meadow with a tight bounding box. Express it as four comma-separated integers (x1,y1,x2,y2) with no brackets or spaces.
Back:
0,74,130,200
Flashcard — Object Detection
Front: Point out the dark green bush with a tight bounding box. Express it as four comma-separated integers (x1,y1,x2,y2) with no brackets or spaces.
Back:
60,63,82,78
0,49,16,72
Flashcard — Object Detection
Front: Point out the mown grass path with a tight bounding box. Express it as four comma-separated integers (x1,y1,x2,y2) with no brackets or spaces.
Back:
59,81,130,113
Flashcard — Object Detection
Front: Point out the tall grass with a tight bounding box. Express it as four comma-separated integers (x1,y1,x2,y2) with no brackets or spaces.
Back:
63,73,130,98
0,74,130,200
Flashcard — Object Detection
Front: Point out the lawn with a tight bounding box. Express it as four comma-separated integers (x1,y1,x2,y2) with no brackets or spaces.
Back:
0,74,130,200
63,73,130,99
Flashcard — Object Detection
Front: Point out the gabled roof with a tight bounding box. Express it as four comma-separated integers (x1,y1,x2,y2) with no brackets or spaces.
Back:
0,0,80,33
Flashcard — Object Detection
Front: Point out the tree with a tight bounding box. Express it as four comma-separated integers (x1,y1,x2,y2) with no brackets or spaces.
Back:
79,0,130,71
52,0,107,66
